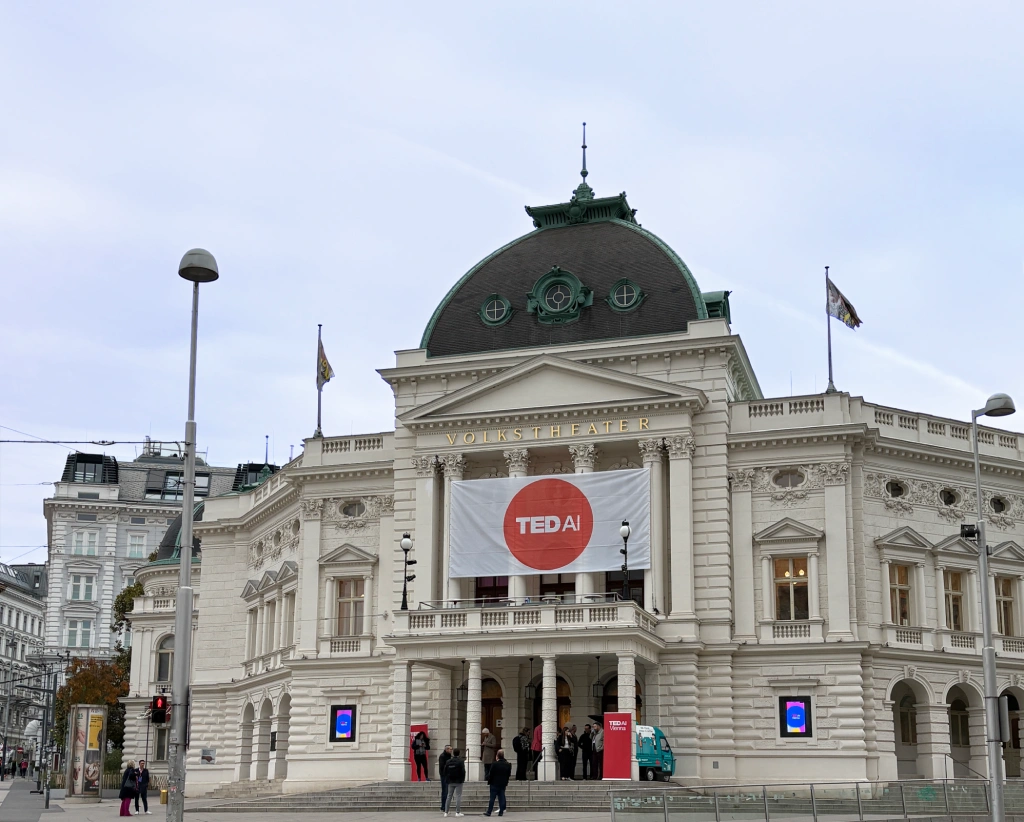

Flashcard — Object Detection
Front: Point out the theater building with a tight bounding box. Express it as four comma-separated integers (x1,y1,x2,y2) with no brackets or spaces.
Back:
127,166,1024,794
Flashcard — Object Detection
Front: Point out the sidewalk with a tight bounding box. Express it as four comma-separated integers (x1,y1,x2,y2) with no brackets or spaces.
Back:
0,775,55,822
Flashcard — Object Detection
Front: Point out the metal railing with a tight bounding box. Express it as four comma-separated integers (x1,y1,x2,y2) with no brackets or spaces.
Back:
609,779,1024,821
418,592,627,609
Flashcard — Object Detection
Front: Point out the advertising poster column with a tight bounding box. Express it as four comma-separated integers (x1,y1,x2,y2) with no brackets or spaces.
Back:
65,705,107,803
409,723,429,782
602,712,633,780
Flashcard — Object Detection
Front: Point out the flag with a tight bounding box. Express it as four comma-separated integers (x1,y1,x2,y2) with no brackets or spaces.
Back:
317,338,335,389
826,278,862,329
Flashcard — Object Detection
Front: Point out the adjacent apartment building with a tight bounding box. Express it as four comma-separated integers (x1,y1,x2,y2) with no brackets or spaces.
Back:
41,440,237,661
0,562,46,767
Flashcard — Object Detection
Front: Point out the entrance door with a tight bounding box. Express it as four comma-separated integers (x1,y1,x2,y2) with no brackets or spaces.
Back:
482,678,503,751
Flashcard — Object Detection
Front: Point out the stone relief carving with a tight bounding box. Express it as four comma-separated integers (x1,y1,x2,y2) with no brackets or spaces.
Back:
469,466,508,479
300,499,324,521
442,454,467,479
503,448,530,474
818,462,850,486
606,457,640,471
728,468,756,491
568,444,598,470
883,498,914,516
637,438,664,465
770,489,808,508
412,455,439,476
542,462,573,475
864,472,1021,525
665,435,696,459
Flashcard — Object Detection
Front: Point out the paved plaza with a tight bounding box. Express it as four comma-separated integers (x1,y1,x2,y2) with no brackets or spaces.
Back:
0,778,613,822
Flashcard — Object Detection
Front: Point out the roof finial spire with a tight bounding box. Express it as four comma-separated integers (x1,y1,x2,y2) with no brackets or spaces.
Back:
572,121,595,203
581,122,588,181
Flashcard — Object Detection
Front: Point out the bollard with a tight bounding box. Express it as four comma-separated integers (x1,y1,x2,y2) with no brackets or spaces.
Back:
160,788,169,805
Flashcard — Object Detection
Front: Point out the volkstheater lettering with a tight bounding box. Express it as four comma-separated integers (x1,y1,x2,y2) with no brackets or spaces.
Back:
443,418,649,446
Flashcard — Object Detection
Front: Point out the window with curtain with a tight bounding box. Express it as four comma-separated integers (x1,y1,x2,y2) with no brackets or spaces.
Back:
997,576,1015,636
774,557,809,621
336,578,365,637
156,635,174,682
889,564,912,626
944,570,964,631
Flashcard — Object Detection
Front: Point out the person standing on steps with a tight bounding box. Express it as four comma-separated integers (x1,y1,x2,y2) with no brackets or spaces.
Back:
530,723,543,778
483,749,512,817
481,728,498,779
438,744,453,812
443,747,466,818
412,731,431,781
579,724,593,780
512,727,530,780
134,760,151,814
592,722,604,780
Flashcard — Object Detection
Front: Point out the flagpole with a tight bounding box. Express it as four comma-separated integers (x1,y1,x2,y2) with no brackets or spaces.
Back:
825,266,837,394
315,323,324,438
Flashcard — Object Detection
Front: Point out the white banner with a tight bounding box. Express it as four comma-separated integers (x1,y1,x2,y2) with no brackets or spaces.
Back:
449,471,650,578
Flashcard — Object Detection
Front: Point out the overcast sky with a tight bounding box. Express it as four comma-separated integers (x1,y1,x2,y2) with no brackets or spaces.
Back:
2,2,1023,566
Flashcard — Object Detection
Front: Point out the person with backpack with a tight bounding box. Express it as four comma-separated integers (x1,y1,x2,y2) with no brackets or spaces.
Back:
443,748,466,818
512,727,530,780
438,745,453,811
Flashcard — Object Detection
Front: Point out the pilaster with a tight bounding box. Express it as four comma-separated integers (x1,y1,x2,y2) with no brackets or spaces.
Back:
729,469,756,640
505,449,530,601
666,434,697,638
387,661,413,782
442,455,466,601
570,444,600,599
296,498,323,654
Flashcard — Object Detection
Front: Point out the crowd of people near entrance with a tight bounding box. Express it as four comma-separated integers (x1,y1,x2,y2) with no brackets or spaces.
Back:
416,721,607,818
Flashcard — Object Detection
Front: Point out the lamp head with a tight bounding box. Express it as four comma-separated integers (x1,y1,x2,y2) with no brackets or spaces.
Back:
619,521,631,540
400,533,413,551
178,248,219,283
980,393,1016,418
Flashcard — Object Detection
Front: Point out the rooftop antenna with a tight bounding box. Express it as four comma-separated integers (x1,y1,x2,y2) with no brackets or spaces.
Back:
289,444,294,461
573,122,595,202
581,121,588,183
264,435,269,465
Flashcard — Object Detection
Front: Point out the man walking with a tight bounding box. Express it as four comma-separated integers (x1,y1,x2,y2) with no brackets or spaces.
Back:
443,748,466,818
438,745,453,811
484,750,512,817
512,727,530,780
481,728,498,779
579,724,593,780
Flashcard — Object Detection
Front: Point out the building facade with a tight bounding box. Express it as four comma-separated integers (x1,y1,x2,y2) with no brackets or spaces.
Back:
0,562,46,768
42,440,238,663
130,169,1024,794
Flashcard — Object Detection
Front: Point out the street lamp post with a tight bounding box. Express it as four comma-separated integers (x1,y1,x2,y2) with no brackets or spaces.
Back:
167,249,218,822
969,392,1015,822
619,521,631,602
400,533,416,611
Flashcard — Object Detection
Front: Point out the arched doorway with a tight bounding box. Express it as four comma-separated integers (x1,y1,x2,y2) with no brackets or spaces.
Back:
601,677,643,724
947,686,971,778
1003,691,1021,778
255,699,273,780
273,693,291,780
482,679,503,751
891,682,920,779
238,703,254,781
531,676,572,730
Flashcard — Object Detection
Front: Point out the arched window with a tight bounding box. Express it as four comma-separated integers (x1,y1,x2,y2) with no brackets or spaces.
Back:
899,695,917,745
949,698,970,746
156,635,174,683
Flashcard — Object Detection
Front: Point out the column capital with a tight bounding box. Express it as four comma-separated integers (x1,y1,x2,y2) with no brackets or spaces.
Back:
615,651,637,661
539,653,557,662
412,455,439,477
666,434,696,459
504,448,530,474
442,454,467,480
637,438,665,465
300,498,324,521
728,468,755,491
465,656,482,664
568,444,598,471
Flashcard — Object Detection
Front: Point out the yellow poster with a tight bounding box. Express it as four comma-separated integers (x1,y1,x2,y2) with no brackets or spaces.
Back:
87,713,103,750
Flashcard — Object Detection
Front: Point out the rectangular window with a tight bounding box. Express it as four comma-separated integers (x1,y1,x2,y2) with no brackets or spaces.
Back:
154,728,169,761
997,576,1015,636
67,619,92,648
159,472,211,500
945,570,964,631
77,513,97,522
539,574,575,600
475,576,510,602
77,492,100,500
123,576,135,590
73,462,101,483
70,575,95,601
72,531,98,556
774,557,809,621
335,578,365,637
889,564,912,626
128,534,146,559
130,516,146,525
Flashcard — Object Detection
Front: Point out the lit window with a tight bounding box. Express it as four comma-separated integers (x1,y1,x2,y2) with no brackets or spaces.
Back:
774,557,809,621
889,564,912,626
335,578,365,637
128,534,146,559
997,576,1015,636
70,575,94,602
945,570,964,631
156,635,174,682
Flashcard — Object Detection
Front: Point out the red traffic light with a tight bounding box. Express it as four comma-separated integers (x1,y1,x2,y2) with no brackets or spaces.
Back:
151,695,168,724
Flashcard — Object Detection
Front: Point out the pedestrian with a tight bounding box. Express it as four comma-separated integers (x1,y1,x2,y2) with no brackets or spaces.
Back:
484,749,512,817
512,727,530,780
530,724,543,778
481,728,498,778
412,731,431,781
19,759,27,778
438,745,453,811
579,724,593,780
134,759,151,814
443,747,466,818
557,726,576,780
570,725,579,779
118,759,138,817
592,723,604,780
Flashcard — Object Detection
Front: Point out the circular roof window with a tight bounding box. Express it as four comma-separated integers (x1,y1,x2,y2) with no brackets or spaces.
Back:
478,294,512,327
545,283,572,312
606,278,645,312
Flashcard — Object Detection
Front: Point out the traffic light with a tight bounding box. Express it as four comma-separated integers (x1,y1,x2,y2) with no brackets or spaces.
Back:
151,695,167,724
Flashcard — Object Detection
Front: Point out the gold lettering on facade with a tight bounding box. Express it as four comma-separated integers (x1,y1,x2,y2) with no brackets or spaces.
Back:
532,427,541,439
640,418,649,430
483,431,490,443
464,432,476,444
588,423,598,435
551,425,561,438
619,420,629,432
446,433,456,445
571,423,580,436
440,419,649,446
603,421,612,433
514,429,523,440
498,430,507,442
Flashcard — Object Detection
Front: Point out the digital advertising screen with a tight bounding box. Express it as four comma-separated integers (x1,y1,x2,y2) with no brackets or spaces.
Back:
329,704,357,742
779,696,813,738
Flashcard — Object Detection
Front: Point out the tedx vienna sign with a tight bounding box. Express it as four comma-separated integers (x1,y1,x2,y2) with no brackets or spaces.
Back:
449,472,650,577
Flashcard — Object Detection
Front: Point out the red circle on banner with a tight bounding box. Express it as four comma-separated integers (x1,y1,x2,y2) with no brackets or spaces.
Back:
502,479,594,570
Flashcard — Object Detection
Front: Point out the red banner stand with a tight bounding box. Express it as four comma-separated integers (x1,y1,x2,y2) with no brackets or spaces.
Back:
602,712,633,780
409,723,429,782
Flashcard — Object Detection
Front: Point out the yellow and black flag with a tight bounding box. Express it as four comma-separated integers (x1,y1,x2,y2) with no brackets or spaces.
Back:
314,324,334,436
826,276,862,330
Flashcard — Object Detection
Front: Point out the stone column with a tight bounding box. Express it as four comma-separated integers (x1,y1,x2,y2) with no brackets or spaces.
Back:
442,455,467,602
387,660,413,781
465,658,483,781
988,572,999,632
761,554,774,622
1016,576,1024,636
916,703,952,780
297,498,324,653
413,456,440,602
966,569,978,632
937,566,949,630
808,552,821,620
540,654,557,781
879,559,892,623
505,449,530,601
638,439,666,613
362,574,373,637
570,444,599,601
914,563,927,627
666,435,696,633
255,604,265,657
730,470,756,640
822,462,853,639
967,704,989,779
617,652,640,781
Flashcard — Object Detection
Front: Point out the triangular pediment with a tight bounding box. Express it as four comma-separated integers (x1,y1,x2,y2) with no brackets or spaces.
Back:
319,543,377,566
400,355,707,426
754,517,824,544
993,541,1024,561
257,569,280,591
241,579,260,597
277,560,298,580
933,534,979,557
875,526,932,552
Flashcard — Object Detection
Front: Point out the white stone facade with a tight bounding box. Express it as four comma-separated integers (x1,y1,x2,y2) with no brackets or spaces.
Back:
0,563,46,767
128,312,1024,795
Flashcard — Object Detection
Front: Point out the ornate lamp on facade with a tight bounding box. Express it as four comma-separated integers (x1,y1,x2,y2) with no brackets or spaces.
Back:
456,659,468,702
524,657,536,701
400,533,416,611
619,521,631,601
592,655,603,701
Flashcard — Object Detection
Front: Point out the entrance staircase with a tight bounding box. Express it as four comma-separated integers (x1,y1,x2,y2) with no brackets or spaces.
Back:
188,779,648,813
200,778,283,800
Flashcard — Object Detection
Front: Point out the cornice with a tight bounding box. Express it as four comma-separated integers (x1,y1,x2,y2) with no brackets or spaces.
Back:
287,465,394,485
728,424,871,451
403,400,701,432
866,441,1024,479
44,500,185,516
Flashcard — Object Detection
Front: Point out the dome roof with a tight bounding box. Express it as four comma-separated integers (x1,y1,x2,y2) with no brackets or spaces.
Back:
421,186,708,358
154,502,205,563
